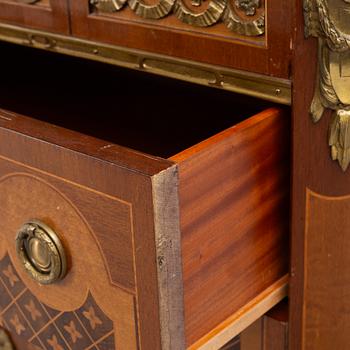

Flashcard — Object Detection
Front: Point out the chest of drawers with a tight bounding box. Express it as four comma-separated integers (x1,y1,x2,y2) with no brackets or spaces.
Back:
0,42,290,350
1,1,348,349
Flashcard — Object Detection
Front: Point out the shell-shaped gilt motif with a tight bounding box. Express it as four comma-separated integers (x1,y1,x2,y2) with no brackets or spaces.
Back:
90,0,265,35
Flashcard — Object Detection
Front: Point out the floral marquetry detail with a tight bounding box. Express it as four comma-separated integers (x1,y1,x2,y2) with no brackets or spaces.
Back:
25,300,42,321
47,335,64,350
64,321,83,344
2,265,19,288
9,314,25,335
83,306,103,330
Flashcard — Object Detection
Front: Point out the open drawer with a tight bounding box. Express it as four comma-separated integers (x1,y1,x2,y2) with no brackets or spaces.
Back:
0,43,289,350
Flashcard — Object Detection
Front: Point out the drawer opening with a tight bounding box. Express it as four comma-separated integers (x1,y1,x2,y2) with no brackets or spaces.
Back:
0,41,290,349
0,41,279,159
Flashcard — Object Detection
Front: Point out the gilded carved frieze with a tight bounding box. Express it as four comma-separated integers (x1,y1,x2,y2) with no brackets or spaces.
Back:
90,0,265,36
304,0,350,171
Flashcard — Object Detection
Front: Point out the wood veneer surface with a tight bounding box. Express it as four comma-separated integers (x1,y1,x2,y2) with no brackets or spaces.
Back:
290,0,350,349
174,108,290,345
0,111,171,349
0,40,291,348
0,0,69,33
263,299,288,350
70,0,293,77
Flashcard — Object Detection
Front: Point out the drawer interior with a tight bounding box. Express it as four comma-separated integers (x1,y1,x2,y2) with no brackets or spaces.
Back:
0,41,278,159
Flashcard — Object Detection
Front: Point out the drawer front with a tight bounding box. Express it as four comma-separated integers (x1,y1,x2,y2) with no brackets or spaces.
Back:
0,103,289,349
0,0,69,34
69,0,292,78
0,111,184,350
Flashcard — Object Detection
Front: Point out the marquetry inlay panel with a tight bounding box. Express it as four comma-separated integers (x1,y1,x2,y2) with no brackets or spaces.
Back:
0,254,116,350
0,156,139,349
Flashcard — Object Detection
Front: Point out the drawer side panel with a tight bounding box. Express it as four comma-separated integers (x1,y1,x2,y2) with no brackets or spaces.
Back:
177,108,290,345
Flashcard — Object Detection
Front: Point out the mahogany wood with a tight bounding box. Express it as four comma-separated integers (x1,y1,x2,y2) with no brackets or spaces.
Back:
0,0,69,33
263,299,288,350
0,110,170,350
172,107,290,345
0,42,290,349
240,300,288,350
0,103,290,349
69,0,292,78
290,0,350,348
189,276,287,350
240,319,263,350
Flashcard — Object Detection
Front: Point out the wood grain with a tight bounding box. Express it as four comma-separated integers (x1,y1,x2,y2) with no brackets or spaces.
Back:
263,299,288,350
0,0,69,33
173,107,290,346
0,94,290,348
152,166,186,350
69,0,292,77
0,111,173,350
304,191,350,350
190,276,288,350
240,319,263,350
290,1,350,348
240,299,288,350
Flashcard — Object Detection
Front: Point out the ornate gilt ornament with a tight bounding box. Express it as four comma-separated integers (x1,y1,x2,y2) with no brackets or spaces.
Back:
90,0,265,35
225,0,264,36
304,0,350,171
174,0,226,27
235,0,260,15
90,0,127,11
129,0,175,19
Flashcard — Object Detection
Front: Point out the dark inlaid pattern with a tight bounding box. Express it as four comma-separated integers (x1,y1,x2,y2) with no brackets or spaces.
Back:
0,254,116,350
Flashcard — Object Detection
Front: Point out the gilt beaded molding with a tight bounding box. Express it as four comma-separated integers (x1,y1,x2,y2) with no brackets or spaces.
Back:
304,0,350,171
90,0,265,36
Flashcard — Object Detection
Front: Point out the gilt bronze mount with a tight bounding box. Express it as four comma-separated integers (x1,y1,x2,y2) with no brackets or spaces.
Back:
304,0,350,171
90,0,265,36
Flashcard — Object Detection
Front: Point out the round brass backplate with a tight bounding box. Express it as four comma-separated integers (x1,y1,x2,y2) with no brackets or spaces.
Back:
16,220,67,285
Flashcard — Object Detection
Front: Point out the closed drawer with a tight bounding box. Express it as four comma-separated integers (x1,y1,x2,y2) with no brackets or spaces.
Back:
0,46,289,350
69,0,292,78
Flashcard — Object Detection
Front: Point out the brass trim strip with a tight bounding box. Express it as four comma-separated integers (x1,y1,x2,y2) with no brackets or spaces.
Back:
0,23,291,105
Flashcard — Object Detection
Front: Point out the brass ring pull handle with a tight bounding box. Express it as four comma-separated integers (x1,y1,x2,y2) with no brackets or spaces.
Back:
15,220,67,285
